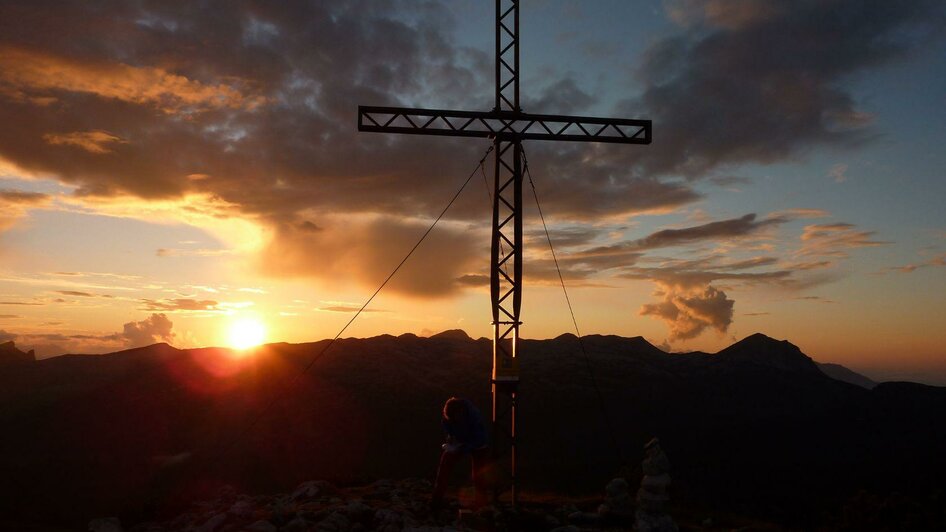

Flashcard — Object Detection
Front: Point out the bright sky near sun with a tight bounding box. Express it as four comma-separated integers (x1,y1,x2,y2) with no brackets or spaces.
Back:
0,1,944,383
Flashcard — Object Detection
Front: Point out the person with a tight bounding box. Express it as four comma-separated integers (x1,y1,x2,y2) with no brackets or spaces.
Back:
431,397,490,510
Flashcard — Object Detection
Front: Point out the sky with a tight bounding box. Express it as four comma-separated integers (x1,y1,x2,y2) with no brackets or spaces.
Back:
0,0,944,384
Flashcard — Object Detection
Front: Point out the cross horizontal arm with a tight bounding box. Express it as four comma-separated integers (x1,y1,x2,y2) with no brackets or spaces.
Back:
358,105,651,145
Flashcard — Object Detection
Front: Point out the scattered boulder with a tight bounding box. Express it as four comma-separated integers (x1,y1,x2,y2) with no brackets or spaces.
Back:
88,517,122,532
597,477,633,520
293,480,338,502
246,521,278,532
136,476,663,531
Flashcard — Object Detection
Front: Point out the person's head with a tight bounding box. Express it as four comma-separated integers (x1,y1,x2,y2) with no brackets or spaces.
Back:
442,397,468,422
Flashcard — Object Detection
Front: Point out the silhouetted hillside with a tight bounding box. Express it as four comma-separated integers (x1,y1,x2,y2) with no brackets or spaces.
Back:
818,362,877,389
1,332,944,529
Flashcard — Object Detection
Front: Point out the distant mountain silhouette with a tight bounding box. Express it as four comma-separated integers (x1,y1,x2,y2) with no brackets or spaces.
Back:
0,340,34,365
715,332,822,374
817,362,877,389
1,332,943,529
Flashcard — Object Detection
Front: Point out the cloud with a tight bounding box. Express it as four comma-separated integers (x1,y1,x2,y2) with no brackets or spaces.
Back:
552,213,786,273
633,213,783,249
318,306,387,313
121,313,174,347
800,223,889,257
879,253,946,274
0,46,262,113
139,298,219,312
0,189,49,204
620,0,944,177
0,0,935,300
259,215,483,298
0,188,50,230
828,163,848,183
55,290,96,297
4,313,176,357
43,130,126,154
640,285,734,341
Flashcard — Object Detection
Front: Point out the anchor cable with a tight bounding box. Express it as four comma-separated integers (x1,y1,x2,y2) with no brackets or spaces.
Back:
521,147,626,467
186,143,496,475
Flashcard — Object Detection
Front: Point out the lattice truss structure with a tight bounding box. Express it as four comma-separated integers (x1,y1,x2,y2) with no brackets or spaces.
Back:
356,0,651,505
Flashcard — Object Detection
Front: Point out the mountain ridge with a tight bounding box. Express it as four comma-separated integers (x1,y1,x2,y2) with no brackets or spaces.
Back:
2,331,942,529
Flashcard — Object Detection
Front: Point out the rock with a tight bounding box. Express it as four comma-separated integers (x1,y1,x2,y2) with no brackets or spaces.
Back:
598,477,633,519
280,517,311,532
274,496,299,521
292,480,338,502
550,526,580,532
246,521,278,532
216,485,238,504
316,511,350,532
199,513,228,532
634,510,679,532
89,517,123,532
341,501,372,524
126,522,163,532
229,499,255,519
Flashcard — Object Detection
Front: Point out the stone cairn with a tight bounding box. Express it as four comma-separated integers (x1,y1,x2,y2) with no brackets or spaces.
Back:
635,437,678,532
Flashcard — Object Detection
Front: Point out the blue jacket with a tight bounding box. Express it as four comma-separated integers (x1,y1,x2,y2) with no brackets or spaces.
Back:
442,398,488,453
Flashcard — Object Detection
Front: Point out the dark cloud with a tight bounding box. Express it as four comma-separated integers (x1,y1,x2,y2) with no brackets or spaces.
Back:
0,0,707,298
619,0,945,177
708,175,751,187
0,189,49,203
525,225,606,249
0,0,932,299
0,314,21,319
55,290,95,297
553,213,785,273
0,188,51,230
0,301,43,306
524,78,595,114
621,266,792,290
633,213,782,249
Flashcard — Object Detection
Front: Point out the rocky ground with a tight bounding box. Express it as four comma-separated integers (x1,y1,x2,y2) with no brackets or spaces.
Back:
106,478,637,532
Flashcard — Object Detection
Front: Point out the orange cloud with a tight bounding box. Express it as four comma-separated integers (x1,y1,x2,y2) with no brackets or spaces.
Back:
640,284,734,341
800,223,889,257
0,46,263,113
43,130,125,154
0,188,50,231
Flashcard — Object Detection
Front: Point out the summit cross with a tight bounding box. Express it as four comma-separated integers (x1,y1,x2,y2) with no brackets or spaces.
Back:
357,0,651,505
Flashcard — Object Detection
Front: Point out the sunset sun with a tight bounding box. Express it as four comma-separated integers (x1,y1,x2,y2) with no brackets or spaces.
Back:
227,318,266,350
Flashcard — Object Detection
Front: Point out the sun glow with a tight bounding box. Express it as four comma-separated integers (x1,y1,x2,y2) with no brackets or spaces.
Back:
227,318,266,350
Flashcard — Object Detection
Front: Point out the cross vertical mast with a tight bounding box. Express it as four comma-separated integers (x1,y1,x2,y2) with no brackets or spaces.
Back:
490,0,522,506
356,0,650,507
